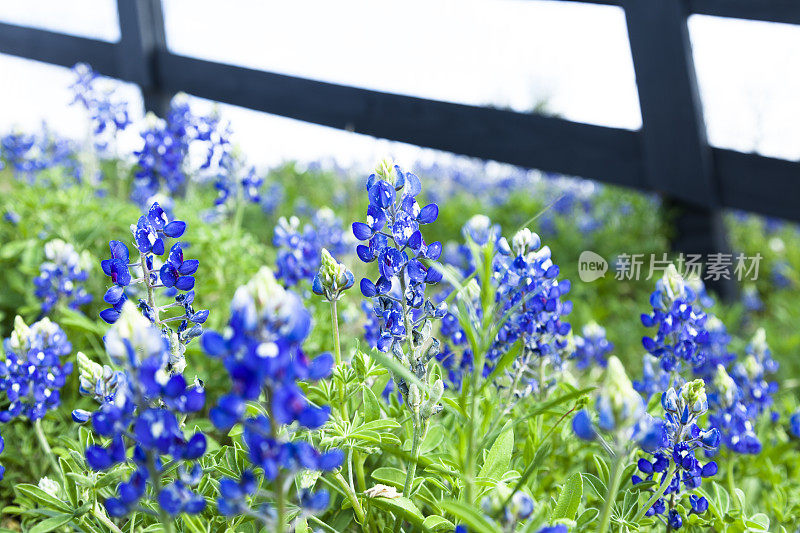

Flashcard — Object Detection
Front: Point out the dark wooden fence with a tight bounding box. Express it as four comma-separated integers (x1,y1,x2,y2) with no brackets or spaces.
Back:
1,0,799,296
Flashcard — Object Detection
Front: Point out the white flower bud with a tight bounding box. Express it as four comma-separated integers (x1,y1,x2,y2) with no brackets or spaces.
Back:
38,477,60,498
408,384,422,410
713,365,737,408
602,356,643,428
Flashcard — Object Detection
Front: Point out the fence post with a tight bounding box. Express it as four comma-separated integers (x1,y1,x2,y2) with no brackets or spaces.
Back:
116,0,171,117
622,0,736,300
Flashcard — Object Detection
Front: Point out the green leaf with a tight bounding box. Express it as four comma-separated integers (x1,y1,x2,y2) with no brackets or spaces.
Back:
370,496,427,529
15,484,72,513
295,517,311,533
422,515,455,531
362,386,381,423
29,514,73,533
59,457,78,507
182,514,208,533
371,467,406,488
551,472,583,521
576,508,599,528
582,473,607,499
592,455,610,485
439,500,498,533
478,423,514,483
749,513,770,529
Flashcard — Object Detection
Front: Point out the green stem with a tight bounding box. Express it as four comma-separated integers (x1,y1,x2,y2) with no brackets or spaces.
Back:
726,460,736,508
354,451,367,493
33,419,62,484
233,196,245,234
333,471,367,527
145,451,174,533
633,463,679,523
91,501,124,533
330,300,347,418
598,452,627,533
402,416,424,498
394,415,424,533
276,471,286,533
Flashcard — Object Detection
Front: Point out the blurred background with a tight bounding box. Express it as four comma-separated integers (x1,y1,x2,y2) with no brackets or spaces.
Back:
2,0,800,167
0,1,799,376
1,1,800,513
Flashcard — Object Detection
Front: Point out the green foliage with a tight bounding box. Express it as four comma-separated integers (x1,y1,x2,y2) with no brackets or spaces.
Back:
1,160,800,532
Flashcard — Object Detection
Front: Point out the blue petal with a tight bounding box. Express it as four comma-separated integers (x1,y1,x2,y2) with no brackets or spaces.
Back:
104,285,125,304
175,276,195,291
352,222,373,241
164,220,187,238
178,259,199,275
571,410,596,441
417,203,439,224
201,331,227,357
360,278,377,297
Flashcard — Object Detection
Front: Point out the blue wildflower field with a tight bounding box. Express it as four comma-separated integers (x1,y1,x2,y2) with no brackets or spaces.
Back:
0,64,798,532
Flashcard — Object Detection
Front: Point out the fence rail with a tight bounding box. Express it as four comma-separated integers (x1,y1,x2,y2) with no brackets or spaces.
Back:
1,0,800,296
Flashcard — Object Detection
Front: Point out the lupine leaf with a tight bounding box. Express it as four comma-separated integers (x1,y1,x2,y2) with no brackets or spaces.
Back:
422,515,455,531
15,484,72,513
362,386,381,423
369,496,427,530
576,507,599,528
439,500,498,533
29,514,73,533
582,473,607,498
551,472,583,521
478,422,514,483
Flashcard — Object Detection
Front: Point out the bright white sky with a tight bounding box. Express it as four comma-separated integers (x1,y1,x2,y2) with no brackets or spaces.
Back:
1,0,799,170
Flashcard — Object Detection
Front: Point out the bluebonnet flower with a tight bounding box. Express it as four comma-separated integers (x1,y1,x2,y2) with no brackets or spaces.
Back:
275,208,353,288
34,239,93,314
260,181,285,215
71,351,126,424
354,162,447,410
2,125,81,184
201,267,343,525
99,202,207,375
480,487,534,528
741,285,764,314
132,96,228,206
3,209,20,225
572,356,659,452
632,380,720,527
70,63,131,157
0,317,73,422
81,303,207,518
789,411,800,439
537,526,568,533
637,271,772,456
731,328,778,421
1,132,40,180
690,316,734,381
486,226,572,397
436,303,474,390
770,259,792,289
429,218,571,395
706,365,761,454
312,248,355,302
571,321,612,370
0,430,4,481
640,265,709,374
362,301,381,350
204,147,264,221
